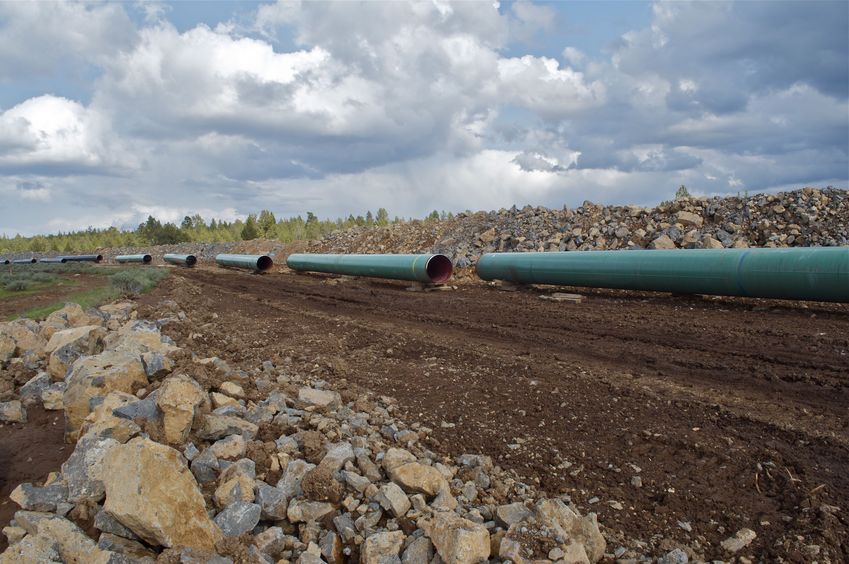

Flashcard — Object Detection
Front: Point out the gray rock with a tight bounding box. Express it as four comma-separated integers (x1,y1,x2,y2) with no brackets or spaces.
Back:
62,435,120,503
95,508,140,540
190,449,220,483
402,536,434,563
276,459,316,498
10,482,68,512
658,548,689,564
255,482,288,520
19,372,51,405
214,501,261,537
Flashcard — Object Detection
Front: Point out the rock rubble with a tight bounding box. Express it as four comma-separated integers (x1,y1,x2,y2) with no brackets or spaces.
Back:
311,188,848,269
1,301,610,563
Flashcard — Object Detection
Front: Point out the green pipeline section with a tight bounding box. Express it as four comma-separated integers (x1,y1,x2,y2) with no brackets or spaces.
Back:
116,254,152,264
286,253,453,284
215,254,273,272
163,254,197,267
475,247,849,302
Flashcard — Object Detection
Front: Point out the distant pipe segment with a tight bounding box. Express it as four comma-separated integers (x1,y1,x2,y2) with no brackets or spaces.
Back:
116,254,152,264
215,254,273,272
476,248,849,303
163,254,197,267
39,257,68,263
1,259,9,265
62,255,103,262
12,258,37,264
286,253,453,284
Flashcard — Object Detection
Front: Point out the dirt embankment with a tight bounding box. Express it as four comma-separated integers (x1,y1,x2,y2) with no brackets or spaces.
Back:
140,268,849,561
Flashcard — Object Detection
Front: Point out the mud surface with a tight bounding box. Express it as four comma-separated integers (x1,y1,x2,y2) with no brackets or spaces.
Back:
0,406,68,551
144,269,849,560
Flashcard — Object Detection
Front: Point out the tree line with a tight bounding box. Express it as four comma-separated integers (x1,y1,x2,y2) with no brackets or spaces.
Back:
0,208,456,254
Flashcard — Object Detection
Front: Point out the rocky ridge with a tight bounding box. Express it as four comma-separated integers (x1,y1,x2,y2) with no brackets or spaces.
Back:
311,188,848,268
0,301,618,563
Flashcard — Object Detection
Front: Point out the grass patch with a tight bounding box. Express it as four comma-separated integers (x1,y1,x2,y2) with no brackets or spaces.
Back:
19,286,121,320
3,265,169,320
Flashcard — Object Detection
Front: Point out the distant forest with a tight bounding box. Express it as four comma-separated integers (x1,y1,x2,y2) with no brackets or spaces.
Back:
0,209,454,254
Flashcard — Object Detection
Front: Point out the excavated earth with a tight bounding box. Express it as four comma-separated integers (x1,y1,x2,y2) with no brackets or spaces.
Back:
138,267,849,561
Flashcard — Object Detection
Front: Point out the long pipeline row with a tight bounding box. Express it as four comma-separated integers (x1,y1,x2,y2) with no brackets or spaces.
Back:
3,248,848,302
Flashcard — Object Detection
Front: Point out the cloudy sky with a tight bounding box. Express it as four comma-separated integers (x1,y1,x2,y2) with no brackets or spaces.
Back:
0,1,847,236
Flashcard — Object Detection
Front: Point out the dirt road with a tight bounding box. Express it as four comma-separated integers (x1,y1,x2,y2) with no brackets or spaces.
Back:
148,268,849,560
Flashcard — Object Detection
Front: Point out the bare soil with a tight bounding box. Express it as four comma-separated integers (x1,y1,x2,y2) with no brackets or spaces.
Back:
135,268,848,561
0,406,68,552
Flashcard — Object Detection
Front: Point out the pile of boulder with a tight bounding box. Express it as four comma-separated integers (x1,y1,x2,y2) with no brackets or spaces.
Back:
0,302,606,563
311,187,848,268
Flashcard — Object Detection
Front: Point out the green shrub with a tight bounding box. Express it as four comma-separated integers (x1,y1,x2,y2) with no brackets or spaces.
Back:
110,269,168,295
4,279,31,291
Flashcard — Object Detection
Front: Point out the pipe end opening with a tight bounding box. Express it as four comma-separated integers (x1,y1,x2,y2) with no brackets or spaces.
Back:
426,254,453,284
95,255,103,262
257,255,273,271
143,255,152,264
186,255,197,267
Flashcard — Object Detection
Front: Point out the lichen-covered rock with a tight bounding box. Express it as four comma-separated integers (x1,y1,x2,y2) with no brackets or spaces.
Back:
63,351,147,440
102,437,222,549
45,325,106,380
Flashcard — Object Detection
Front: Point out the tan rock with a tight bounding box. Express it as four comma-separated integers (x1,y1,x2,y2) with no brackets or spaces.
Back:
648,233,676,250
676,210,704,227
361,530,404,564
219,381,245,398
41,387,64,410
78,392,142,443
381,447,417,472
45,325,106,380
0,333,14,363
36,516,113,563
214,475,255,508
297,387,341,409
98,302,135,323
211,392,239,409
390,462,449,497
156,374,208,444
0,401,26,423
210,434,247,460
63,351,148,440
421,511,490,564
197,414,258,441
0,319,46,359
102,437,221,549
703,236,725,249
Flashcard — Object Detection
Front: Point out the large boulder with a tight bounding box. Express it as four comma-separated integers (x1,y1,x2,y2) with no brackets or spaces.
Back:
63,351,148,440
156,374,208,444
105,320,180,378
102,437,221,549
45,325,106,380
421,511,490,564
0,319,46,361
